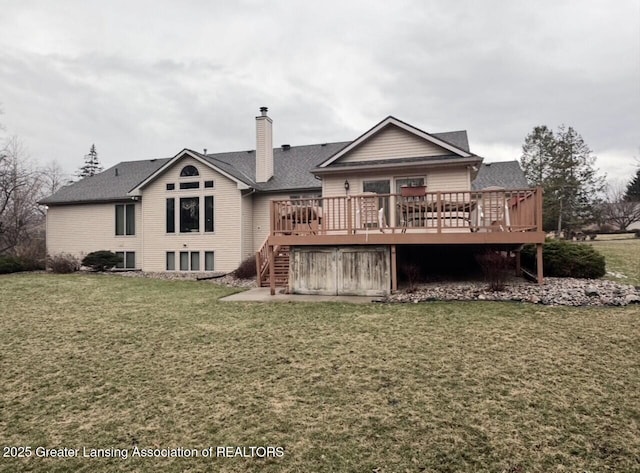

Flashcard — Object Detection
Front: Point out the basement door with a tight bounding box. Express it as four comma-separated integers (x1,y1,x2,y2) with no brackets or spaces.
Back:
289,246,390,296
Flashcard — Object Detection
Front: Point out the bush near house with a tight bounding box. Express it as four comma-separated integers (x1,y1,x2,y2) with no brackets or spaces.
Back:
0,252,45,274
47,253,81,274
81,251,122,272
0,256,25,274
475,250,511,291
522,240,605,279
233,255,257,279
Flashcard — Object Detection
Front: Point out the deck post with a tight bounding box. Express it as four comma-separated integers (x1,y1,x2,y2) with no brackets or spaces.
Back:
390,245,397,293
436,191,442,233
270,201,276,234
346,196,352,235
535,187,543,231
269,244,276,295
255,250,261,287
536,243,544,284
515,250,522,276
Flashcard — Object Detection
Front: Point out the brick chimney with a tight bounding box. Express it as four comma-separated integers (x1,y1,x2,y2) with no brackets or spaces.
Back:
256,106,273,182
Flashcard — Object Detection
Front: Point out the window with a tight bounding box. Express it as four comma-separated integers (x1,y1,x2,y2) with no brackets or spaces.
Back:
363,180,390,194
166,183,175,190
205,196,214,232
363,180,390,222
289,192,322,206
178,251,201,271
115,204,135,235
115,251,135,269
166,252,175,271
205,251,214,271
166,198,175,233
180,197,199,232
190,252,200,271
395,177,425,194
204,180,214,188
180,181,200,189
180,251,189,270
180,165,199,177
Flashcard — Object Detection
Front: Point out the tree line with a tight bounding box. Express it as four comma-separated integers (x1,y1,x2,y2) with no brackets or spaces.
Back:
1,109,102,259
520,125,639,232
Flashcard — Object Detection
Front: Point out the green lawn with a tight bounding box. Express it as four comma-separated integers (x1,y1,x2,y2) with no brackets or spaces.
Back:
0,274,639,473
584,238,640,286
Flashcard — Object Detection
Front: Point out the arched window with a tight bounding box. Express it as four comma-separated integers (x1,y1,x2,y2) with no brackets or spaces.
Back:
180,165,199,177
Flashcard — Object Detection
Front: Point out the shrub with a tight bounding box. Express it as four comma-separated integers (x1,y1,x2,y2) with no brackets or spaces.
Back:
14,238,46,271
47,253,80,274
521,240,605,279
0,256,25,274
598,223,616,234
475,250,510,291
233,255,257,279
81,251,122,272
400,263,421,292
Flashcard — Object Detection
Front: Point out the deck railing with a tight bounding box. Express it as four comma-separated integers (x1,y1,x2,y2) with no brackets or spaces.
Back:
270,188,542,236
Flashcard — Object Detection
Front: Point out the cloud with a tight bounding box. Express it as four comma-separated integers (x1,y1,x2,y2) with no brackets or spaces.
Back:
0,0,637,185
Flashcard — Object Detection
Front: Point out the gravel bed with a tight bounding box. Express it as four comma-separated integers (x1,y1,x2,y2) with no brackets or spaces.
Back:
114,271,640,306
386,277,640,306
115,270,256,288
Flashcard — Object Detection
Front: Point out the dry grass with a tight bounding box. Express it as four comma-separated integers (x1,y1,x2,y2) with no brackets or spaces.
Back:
584,238,640,286
592,232,636,241
1,273,639,472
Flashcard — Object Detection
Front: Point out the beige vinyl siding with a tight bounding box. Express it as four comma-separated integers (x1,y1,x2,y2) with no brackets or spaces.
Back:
140,156,242,272
323,166,470,199
426,168,469,191
340,125,450,163
252,192,291,251
241,194,254,259
46,202,142,266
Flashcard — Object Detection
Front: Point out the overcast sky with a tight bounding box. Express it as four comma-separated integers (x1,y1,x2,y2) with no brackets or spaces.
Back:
0,0,638,185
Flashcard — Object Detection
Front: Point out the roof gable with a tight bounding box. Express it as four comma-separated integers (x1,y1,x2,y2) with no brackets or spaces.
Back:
318,116,473,168
130,149,250,194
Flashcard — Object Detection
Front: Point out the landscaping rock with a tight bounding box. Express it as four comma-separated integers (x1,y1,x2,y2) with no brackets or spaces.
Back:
584,286,599,297
625,294,640,304
385,277,640,307
116,270,257,288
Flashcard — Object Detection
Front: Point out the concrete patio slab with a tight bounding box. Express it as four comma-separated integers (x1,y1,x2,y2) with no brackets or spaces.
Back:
219,287,382,304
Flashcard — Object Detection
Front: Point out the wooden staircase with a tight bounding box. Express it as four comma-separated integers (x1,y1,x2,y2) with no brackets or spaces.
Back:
257,244,290,288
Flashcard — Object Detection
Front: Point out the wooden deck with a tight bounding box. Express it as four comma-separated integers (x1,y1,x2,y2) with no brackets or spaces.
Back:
268,188,545,245
258,188,545,294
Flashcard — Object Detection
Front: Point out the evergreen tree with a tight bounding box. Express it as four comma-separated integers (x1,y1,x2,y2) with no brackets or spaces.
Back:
625,167,640,201
520,125,605,232
520,125,555,186
76,144,102,178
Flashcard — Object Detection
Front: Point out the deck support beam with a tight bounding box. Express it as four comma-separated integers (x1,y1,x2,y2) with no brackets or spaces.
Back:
269,244,276,295
536,243,544,285
391,245,397,293
515,250,521,276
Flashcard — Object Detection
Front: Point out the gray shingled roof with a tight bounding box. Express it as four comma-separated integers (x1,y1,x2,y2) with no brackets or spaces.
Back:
40,130,502,205
40,158,170,205
198,141,351,192
429,131,469,152
472,161,530,190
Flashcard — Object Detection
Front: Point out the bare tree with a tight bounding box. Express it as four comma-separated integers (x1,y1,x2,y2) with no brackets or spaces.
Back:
36,160,69,218
40,160,67,196
0,136,43,254
601,180,640,231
